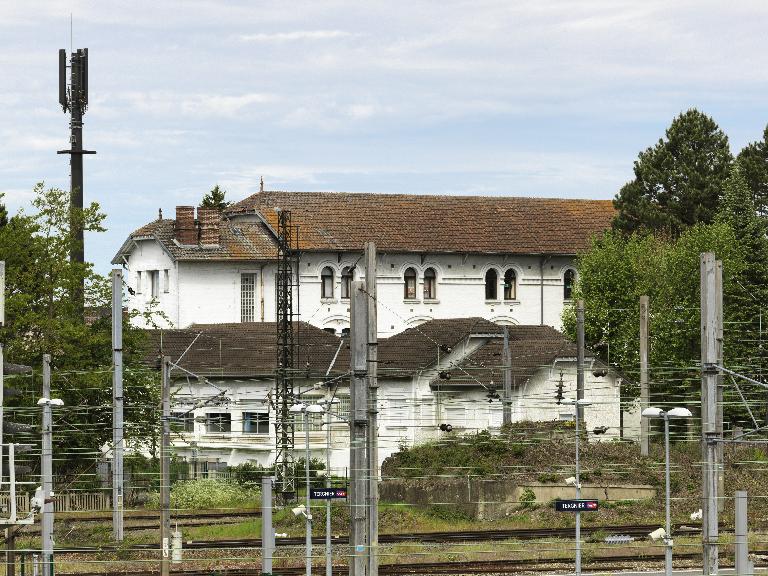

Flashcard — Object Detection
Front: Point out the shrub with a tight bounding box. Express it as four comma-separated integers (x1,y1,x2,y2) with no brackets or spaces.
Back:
519,488,537,509
147,479,259,510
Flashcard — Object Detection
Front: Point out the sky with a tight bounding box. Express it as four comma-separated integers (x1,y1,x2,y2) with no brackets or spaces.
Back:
2,1,768,273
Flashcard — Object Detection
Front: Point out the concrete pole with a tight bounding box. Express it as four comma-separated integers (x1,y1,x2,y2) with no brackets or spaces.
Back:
576,300,585,422
41,355,53,576
574,300,586,576
111,269,124,541
349,281,368,576
1,261,5,486
640,295,649,456
574,401,581,576
502,327,512,426
325,406,332,576
700,253,719,575
734,491,749,575
160,357,171,576
365,242,378,576
305,411,312,576
663,415,672,576
261,476,274,574
715,261,724,513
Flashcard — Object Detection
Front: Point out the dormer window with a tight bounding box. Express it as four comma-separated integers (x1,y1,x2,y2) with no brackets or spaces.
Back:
485,269,498,300
424,267,436,300
504,269,517,300
321,267,334,299
404,267,417,299
341,266,353,299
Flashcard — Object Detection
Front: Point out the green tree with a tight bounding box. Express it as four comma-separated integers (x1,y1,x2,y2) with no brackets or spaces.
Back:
736,125,768,217
200,185,230,210
0,184,160,477
613,109,733,235
0,193,7,227
563,223,750,419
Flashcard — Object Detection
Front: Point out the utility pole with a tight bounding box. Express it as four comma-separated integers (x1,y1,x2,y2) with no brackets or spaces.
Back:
700,253,719,575
261,476,274,574
575,300,586,576
349,281,368,576
365,242,379,576
502,327,512,426
160,357,171,576
112,269,124,541
715,261,724,512
41,355,53,576
576,300,585,422
640,295,649,456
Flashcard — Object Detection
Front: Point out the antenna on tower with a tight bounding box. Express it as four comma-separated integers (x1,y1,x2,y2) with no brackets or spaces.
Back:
57,46,96,313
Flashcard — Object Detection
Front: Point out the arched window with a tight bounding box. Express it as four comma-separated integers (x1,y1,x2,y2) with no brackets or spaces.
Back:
485,269,498,300
341,266,353,299
404,267,417,299
423,267,436,300
564,269,576,300
321,266,334,299
503,269,517,300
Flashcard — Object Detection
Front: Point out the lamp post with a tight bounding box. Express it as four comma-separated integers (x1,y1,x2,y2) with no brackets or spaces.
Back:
641,406,693,576
565,398,591,576
290,403,326,576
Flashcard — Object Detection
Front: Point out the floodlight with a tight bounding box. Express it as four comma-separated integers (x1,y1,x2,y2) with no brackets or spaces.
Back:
306,404,325,414
641,407,664,418
289,404,306,413
667,407,692,419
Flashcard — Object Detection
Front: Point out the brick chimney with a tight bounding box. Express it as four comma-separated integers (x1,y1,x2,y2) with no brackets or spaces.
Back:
197,207,220,246
174,206,196,245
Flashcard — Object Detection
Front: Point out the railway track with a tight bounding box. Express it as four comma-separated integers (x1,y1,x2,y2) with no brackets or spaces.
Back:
58,510,261,523
55,551,767,576
54,523,705,553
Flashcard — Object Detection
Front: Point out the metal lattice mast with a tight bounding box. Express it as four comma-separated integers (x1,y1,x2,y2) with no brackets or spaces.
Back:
275,209,297,497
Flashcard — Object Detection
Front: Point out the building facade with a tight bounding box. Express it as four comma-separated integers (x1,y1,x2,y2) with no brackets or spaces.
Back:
149,319,639,476
114,191,614,337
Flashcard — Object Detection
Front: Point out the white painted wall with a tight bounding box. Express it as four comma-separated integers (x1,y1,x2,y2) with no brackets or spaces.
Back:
164,354,640,475
124,242,578,335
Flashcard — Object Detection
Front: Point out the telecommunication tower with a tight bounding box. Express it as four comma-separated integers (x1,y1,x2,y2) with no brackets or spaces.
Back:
275,209,299,498
58,48,96,308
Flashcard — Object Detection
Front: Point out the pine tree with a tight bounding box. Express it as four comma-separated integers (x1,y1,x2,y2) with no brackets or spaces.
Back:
0,193,8,227
736,125,768,217
200,185,230,210
613,109,733,235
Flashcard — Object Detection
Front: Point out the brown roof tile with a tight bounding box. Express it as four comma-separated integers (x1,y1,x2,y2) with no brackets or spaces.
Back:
228,191,614,255
115,218,277,263
143,322,346,378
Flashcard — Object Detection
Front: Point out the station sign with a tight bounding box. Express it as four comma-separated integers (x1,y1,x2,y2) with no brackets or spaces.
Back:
554,499,599,512
310,488,348,500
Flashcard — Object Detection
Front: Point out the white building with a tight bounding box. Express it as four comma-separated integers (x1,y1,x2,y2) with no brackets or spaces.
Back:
114,190,615,337
149,318,639,476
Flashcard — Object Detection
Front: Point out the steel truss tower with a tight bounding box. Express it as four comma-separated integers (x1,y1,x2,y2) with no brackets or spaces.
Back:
275,209,299,498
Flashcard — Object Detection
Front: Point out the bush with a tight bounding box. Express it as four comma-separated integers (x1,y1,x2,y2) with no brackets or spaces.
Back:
519,488,536,509
147,479,259,510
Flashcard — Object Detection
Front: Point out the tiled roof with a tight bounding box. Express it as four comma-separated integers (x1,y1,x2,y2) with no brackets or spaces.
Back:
378,317,503,376
143,322,346,378
113,218,277,263
435,324,578,389
228,190,615,255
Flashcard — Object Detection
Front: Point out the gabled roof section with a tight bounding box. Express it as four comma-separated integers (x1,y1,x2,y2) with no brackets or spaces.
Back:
227,190,615,255
112,218,277,264
143,322,345,378
435,325,577,389
378,317,502,376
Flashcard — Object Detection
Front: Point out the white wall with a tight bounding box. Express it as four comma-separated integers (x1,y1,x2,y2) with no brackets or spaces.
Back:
123,242,578,334
124,240,178,328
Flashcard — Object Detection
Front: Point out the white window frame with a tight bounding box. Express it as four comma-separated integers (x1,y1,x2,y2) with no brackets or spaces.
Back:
241,273,257,322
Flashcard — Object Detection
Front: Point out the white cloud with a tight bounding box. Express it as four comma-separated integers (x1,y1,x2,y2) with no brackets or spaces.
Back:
239,30,358,42
122,91,277,117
